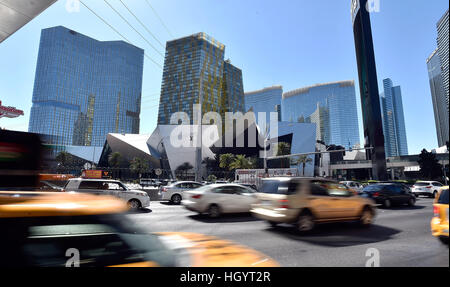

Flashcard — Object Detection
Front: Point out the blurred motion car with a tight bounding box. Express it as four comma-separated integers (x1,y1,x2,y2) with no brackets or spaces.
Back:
340,181,364,194
64,178,150,210
0,191,278,267
182,184,258,218
250,177,376,232
431,186,449,245
159,181,203,204
361,183,416,208
412,181,444,198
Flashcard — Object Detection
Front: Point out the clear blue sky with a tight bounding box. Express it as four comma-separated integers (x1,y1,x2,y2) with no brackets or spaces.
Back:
0,0,448,154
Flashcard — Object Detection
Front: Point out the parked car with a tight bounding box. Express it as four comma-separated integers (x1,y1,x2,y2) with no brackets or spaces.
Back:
412,181,444,198
239,183,258,191
0,191,278,267
250,177,376,232
64,178,150,210
431,186,449,245
159,181,203,204
182,184,258,217
339,181,364,194
361,183,416,208
140,178,161,187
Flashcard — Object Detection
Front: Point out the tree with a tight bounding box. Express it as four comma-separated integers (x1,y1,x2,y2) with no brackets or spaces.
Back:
108,152,122,179
219,154,236,170
207,174,217,183
276,142,291,168
291,155,313,176
129,157,150,179
229,155,256,170
176,162,194,179
418,149,443,180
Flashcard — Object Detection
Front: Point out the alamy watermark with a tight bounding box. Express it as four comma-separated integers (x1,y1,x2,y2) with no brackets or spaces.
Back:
366,0,380,13
65,248,80,267
169,105,279,159
365,247,380,267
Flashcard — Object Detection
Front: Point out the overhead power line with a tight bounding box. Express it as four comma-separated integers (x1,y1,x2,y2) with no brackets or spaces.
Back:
119,0,165,49
144,0,174,38
103,0,164,58
79,0,162,69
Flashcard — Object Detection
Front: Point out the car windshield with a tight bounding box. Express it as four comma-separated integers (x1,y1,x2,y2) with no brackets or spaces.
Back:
438,189,449,204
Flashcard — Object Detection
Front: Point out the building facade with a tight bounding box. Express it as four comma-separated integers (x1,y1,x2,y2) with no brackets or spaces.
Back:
437,10,449,115
29,26,144,148
380,78,408,157
282,80,360,149
351,0,387,180
157,33,244,125
427,48,449,147
244,86,283,125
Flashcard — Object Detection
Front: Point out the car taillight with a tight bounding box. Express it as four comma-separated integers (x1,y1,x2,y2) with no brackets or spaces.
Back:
161,187,167,192
279,199,289,209
373,192,380,197
192,194,202,199
426,186,432,189
433,206,440,217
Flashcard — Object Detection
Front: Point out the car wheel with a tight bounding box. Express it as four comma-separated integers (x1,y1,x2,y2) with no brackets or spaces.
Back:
359,207,374,227
383,199,391,208
439,237,449,245
127,199,141,210
171,194,182,205
407,197,416,206
208,204,221,218
414,194,419,198
433,191,437,198
297,212,314,233
268,221,278,227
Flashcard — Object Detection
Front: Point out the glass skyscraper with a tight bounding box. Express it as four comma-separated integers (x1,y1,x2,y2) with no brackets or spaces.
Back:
29,26,144,148
427,48,449,147
244,86,283,125
281,80,360,149
157,33,244,125
380,78,408,157
437,10,449,115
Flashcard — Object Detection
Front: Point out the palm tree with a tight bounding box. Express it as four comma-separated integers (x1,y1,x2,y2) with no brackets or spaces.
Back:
276,142,291,168
129,157,150,179
291,155,313,176
219,153,236,170
108,152,122,179
229,155,254,170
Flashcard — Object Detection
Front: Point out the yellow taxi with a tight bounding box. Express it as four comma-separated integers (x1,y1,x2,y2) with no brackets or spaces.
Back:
431,186,449,244
0,191,278,267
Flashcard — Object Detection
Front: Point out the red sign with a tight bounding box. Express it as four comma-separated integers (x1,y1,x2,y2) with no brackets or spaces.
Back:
0,101,24,118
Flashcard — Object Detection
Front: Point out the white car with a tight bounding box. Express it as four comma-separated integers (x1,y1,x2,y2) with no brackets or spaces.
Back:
64,178,150,210
340,181,364,193
181,184,258,218
159,181,203,204
411,181,444,198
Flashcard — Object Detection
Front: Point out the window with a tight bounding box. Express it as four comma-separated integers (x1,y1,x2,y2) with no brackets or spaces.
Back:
259,180,295,194
438,189,449,204
433,182,443,187
310,182,329,196
79,181,103,190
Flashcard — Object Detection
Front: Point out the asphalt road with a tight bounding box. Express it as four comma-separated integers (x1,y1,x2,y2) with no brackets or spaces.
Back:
126,197,449,267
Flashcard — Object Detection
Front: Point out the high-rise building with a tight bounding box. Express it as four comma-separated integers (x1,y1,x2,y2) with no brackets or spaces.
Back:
282,80,360,149
427,48,449,147
437,10,449,114
244,86,283,125
351,0,387,180
29,26,144,148
157,33,244,125
380,78,408,157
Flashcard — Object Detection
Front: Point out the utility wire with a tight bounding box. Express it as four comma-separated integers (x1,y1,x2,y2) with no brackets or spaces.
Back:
119,0,165,49
79,0,162,69
144,0,174,38
103,0,164,58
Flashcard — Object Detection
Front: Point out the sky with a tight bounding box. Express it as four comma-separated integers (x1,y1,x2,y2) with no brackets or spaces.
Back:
0,0,448,155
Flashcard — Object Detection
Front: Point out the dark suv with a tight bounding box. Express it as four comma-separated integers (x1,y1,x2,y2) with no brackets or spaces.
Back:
361,183,416,208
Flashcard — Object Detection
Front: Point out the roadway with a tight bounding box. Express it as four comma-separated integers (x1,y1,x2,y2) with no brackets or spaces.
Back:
126,197,449,267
